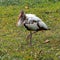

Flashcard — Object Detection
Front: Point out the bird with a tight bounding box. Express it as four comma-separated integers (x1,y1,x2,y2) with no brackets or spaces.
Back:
16,10,50,45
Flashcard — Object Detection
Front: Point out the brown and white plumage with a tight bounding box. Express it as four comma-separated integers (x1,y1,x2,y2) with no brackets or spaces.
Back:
24,20,49,31
17,10,50,45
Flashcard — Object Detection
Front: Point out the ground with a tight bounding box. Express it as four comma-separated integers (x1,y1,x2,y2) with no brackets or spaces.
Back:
0,1,60,60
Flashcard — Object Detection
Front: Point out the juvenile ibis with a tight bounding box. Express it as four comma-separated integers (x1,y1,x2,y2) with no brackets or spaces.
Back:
16,10,50,45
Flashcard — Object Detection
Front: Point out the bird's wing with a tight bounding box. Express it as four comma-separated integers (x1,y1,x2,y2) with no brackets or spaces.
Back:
25,14,49,30
24,18,49,30
24,22,39,30
38,21,48,29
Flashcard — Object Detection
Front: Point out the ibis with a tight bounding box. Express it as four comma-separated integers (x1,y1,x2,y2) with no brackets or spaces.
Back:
16,10,50,45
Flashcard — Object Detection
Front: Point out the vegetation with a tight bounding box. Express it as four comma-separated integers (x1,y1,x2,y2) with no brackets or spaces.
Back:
0,0,60,6
0,0,60,60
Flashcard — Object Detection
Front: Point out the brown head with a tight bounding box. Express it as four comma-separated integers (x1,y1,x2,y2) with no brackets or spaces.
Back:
16,10,26,26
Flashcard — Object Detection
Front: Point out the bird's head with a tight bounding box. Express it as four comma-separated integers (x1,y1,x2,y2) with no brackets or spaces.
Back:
16,10,26,26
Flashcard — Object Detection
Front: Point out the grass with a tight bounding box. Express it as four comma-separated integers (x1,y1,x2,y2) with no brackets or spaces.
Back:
0,1,60,60
0,0,59,6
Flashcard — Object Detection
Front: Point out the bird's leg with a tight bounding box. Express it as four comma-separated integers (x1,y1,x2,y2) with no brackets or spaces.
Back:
26,31,32,45
26,31,37,45
29,31,32,46
26,32,31,40
26,31,37,40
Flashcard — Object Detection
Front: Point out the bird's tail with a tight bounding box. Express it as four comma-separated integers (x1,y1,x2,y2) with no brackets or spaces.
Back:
43,28,50,30
46,28,50,30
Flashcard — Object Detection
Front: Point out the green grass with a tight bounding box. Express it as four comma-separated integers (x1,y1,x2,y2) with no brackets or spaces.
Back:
0,2,60,60
0,0,59,6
